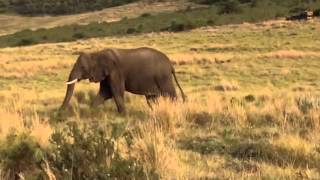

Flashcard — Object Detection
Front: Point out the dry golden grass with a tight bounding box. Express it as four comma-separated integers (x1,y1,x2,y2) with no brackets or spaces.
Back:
0,97,53,148
270,134,315,156
130,127,185,178
262,50,320,59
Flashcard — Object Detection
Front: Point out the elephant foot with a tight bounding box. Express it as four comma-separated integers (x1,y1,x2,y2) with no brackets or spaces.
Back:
91,94,109,107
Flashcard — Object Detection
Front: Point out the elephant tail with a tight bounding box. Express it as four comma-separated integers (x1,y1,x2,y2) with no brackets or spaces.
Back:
172,69,187,102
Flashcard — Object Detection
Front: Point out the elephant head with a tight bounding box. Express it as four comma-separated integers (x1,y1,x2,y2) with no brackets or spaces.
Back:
60,51,120,109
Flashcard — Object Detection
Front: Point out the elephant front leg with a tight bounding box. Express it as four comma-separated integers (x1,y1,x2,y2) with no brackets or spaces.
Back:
113,95,125,114
109,82,126,114
92,79,112,107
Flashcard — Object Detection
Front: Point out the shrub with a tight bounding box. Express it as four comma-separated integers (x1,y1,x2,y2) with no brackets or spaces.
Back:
16,38,35,46
169,21,186,32
296,95,320,114
218,0,243,14
0,133,45,179
314,9,320,16
72,32,86,39
230,140,319,168
187,112,213,127
207,19,215,25
126,28,137,34
244,94,255,102
167,21,195,32
140,13,151,17
49,121,148,179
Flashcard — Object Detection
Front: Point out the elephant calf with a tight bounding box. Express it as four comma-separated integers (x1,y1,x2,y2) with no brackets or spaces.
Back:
60,47,186,113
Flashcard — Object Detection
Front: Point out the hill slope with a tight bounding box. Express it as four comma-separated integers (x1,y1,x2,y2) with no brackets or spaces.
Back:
0,1,203,36
0,0,319,48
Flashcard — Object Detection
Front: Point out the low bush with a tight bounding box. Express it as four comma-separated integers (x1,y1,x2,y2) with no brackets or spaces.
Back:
0,120,155,179
16,38,36,46
314,9,320,16
126,27,137,34
140,13,151,17
48,121,148,179
296,95,320,114
230,140,320,168
0,133,45,179
72,32,86,39
218,0,243,14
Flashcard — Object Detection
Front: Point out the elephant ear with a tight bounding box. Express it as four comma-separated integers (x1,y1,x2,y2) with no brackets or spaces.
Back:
104,50,124,84
78,53,91,72
94,50,122,82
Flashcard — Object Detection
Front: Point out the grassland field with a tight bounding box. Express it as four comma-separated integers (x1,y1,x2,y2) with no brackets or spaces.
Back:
0,17,320,179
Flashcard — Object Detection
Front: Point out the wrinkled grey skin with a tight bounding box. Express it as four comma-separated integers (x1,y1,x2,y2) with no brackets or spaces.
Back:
60,47,186,114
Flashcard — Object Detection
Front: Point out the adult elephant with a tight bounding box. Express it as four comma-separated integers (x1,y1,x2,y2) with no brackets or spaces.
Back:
60,47,186,113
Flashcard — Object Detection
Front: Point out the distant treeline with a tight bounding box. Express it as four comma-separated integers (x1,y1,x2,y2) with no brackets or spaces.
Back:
0,0,318,15
0,0,138,15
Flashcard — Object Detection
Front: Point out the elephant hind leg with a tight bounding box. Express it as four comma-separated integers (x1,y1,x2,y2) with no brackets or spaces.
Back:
155,77,177,100
146,95,159,109
92,79,112,107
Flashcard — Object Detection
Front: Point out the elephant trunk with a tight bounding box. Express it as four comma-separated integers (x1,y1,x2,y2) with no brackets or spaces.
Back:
60,68,80,109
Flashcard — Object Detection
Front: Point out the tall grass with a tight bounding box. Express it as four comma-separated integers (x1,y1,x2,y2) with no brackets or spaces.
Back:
0,97,52,148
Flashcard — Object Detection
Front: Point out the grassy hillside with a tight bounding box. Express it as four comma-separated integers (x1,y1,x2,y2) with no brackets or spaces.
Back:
0,1,201,36
0,0,319,48
0,19,319,179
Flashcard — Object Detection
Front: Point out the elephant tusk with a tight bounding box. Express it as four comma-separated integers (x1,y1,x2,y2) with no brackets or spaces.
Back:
65,79,78,85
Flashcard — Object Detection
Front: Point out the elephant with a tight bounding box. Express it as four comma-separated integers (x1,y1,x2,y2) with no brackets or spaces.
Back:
60,47,186,114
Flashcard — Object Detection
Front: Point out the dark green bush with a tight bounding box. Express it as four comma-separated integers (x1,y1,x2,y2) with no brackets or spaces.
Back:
0,133,45,179
169,21,186,32
244,94,255,102
314,9,320,16
72,32,86,39
167,21,195,32
49,121,148,179
126,27,137,34
140,13,151,17
218,0,242,14
16,38,36,46
207,19,215,25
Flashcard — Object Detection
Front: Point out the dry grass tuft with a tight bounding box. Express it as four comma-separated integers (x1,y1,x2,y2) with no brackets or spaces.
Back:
148,98,187,135
130,124,185,179
262,50,320,59
0,96,53,148
213,80,240,91
270,134,315,156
